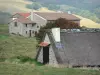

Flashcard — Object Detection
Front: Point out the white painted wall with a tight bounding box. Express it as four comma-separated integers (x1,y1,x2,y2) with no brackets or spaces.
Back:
9,20,37,37
52,28,60,42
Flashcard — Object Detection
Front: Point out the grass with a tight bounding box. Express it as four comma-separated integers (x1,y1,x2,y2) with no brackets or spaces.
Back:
0,35,37,59
0,25,9,34
0,0,32,12
0,62,100,75
0,24,100,75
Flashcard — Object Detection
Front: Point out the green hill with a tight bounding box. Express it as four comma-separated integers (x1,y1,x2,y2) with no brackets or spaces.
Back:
0,0,33,13
0,0,100,25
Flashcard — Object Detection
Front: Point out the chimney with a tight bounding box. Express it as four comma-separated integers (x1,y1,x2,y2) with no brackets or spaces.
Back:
30,11,33,21
52,28,60,42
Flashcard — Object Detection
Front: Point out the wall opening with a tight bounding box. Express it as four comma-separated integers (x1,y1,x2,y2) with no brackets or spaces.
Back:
29,30,31,37
43,45,49,64
15,22,17,27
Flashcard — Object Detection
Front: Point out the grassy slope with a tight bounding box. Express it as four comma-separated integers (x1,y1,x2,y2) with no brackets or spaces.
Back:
0,0,33,12
0,35,37,59
38,7,55,12
0,62,100,75
74,15,100,28
0,25,9,34
0,0,54,13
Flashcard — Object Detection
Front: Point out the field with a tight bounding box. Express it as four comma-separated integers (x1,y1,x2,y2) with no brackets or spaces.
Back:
0,62,100,75
0,24,100,75
0,0,53,13
74,15,100,28
0,0,33,12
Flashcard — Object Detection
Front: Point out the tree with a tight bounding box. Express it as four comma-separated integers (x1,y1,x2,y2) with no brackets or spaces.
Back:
35,18,81,43
26,2,42,10
55,18,81,29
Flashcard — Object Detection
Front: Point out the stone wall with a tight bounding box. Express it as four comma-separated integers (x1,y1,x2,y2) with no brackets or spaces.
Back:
37,48,43,63
49,45,58,67
37,34,58,67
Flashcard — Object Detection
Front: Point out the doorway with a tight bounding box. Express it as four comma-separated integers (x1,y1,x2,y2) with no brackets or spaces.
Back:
29,30,31,37
43,45,49,64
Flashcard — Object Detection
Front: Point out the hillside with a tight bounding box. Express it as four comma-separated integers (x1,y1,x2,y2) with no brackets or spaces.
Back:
0,0,33,13
0,0,100,27
74,15,100,28
26,1,100,23
29,0,100,11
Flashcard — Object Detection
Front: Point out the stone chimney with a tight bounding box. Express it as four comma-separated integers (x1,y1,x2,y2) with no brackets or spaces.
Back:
52,28,60,42
30,11,33,21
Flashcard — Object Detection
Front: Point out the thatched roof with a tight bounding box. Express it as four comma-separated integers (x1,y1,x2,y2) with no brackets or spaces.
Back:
37,29,100,66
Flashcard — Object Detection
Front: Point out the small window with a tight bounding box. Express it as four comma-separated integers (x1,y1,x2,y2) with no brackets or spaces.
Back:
35,31,37,35
32,31,34,33
15,22,17,27
25,24,27,27
32,24,34,27
37,26,39,28
26,31,27,34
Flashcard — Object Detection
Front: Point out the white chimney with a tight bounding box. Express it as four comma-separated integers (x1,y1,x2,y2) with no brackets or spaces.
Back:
31,11,33,21
52,28,60,42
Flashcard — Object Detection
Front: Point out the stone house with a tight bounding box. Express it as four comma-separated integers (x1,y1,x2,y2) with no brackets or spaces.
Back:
8,13,38,37
36,28,100,67
9,12,80,37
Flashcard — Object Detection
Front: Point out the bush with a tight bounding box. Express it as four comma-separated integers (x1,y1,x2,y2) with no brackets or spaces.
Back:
7,55,43,66
26,2,42,10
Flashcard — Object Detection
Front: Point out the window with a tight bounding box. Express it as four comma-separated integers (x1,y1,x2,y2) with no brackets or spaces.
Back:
32,31,34,33
15,22,17,27
26,31,27,34
35,31,37,35
37,25,39,28
32,24,34,27
25,24,27,27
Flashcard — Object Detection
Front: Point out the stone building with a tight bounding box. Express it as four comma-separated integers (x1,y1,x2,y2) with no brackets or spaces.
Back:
8,12,80,37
